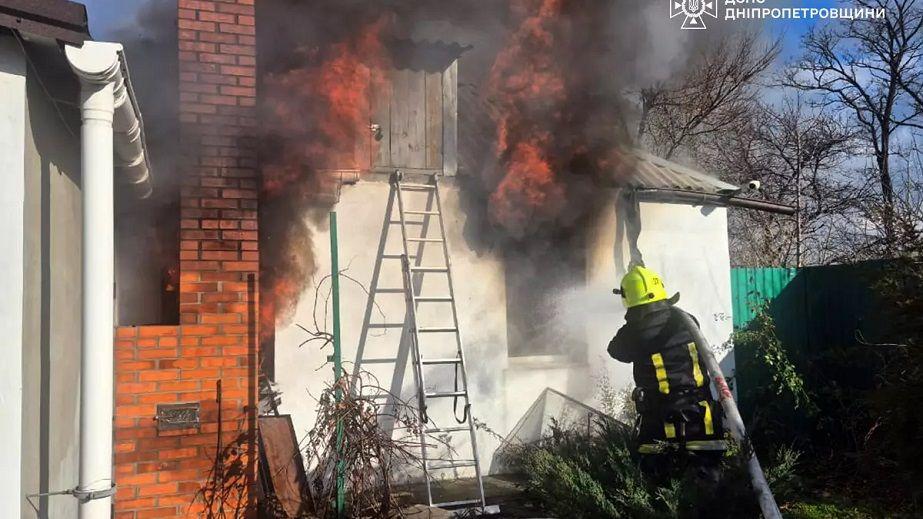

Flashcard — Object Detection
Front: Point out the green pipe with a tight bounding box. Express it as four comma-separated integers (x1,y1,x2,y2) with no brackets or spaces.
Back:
329,211,346,516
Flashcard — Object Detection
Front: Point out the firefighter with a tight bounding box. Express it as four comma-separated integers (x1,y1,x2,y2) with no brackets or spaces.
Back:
608,265,727,485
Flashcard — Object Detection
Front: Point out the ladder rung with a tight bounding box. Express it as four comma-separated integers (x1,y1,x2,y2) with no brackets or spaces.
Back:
417,327,458,333
391,181,486,510
410,266,448,273
389,220,425,225
367,323,404,329
425,391,467,398
421,357,462,365
425,426,469,434
373,288,405,293
427,460,477,470
361,358,398,364
432,498,482,508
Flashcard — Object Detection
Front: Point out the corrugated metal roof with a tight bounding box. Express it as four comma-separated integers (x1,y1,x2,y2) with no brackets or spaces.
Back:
627,150,741,195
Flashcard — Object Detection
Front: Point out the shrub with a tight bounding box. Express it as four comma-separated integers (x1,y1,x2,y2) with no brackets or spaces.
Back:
506,419,794,519
762,445,802,502
734,306,815,413
732,265,921,513
785,501,870,519
733,305,818,456
870,258,923,497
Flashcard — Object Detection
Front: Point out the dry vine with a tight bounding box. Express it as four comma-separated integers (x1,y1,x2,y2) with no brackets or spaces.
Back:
282,265,472,517
303,370,455,518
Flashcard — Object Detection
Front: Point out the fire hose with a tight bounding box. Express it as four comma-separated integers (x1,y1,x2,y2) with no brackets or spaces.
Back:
675,310,782,519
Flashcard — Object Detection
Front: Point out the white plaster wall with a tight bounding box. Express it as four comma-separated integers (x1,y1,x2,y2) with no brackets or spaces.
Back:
274,178,511,481
18,40,82,519
0,34,26,518
637,203,735,376
274,182,735,479
585,200,736,408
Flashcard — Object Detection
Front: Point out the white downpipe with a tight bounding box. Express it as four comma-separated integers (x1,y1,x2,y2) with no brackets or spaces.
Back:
65,41,152,518
77,78,116,519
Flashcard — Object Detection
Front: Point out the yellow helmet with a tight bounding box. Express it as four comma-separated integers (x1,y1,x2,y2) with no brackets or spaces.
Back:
619,265,669,308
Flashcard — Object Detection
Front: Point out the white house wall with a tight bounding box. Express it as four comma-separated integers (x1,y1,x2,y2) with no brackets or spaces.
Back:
637,202,735,376
274,180,735,478
18,41,83,519
586,200,736,411
274,178,509,479
0,33,27,518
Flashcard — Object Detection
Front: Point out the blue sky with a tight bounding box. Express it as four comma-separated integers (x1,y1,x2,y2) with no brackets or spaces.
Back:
81,0,831,59
768,0,840,59
81,0,139,39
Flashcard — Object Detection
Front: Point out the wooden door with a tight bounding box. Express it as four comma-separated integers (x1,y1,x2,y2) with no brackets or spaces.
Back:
371,65,454,174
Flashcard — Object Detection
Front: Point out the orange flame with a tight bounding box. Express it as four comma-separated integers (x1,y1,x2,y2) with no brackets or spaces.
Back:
487,0,567,235
261,18,392,336
263,18,390,199
486,0,630,237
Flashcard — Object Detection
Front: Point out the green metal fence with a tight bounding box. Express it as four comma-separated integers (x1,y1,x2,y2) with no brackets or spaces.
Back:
730,262,885,353
731,263,889,423
730,267,799,330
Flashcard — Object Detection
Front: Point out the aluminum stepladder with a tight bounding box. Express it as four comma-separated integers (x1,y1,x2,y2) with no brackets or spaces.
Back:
391,170,487,511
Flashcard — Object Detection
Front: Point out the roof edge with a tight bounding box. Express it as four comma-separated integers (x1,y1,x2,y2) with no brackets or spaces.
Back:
635,188,796,215
0,0,90,45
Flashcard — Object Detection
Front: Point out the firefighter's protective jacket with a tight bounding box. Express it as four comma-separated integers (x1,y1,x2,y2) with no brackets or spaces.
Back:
608,300,726,453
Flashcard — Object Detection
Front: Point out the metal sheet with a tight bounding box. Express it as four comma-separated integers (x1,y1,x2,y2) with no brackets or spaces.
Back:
730,267,798,330
627,150,741,194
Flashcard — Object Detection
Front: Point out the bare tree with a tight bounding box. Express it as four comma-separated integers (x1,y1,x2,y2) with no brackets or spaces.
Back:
885,134,923,247
637,31,781,159
705,98,864,266
782,0,923,248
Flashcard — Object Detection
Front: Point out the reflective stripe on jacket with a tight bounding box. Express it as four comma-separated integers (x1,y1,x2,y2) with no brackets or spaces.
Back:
608,302,726,452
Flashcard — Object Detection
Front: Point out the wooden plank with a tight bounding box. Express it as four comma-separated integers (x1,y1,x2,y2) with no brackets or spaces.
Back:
355,87,372,171
406,70,427,169
390,68,410,168
425,70,443,169
371,166,442,175
354,67,373,171
390,68,427,169
371,68,391,168
258,415,311,517
442,60,458,176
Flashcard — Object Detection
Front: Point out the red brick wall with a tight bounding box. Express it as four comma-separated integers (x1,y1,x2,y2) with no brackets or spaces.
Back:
113,0,259,517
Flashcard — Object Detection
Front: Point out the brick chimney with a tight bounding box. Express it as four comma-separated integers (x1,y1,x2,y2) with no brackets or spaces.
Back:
113,1,259,516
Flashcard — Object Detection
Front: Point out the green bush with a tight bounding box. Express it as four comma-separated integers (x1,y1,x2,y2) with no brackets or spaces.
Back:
734,306,815,412
733,264,922,513
870,258,923,497
506,420,795,519
733,305,819,456
762,445,802,501
785,501,871,519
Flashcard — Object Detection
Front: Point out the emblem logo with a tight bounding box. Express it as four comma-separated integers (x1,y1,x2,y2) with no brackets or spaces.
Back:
670,0,718,30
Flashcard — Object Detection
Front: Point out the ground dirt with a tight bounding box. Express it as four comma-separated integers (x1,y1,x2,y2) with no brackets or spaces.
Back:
399,474,550,518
